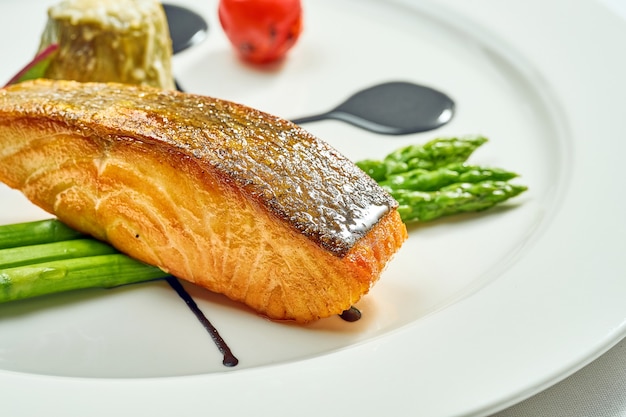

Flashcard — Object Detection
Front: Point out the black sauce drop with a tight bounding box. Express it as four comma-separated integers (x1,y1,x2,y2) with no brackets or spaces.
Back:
293,81,455,135
339,306,362,322
162,3,209,55
166,277,239,367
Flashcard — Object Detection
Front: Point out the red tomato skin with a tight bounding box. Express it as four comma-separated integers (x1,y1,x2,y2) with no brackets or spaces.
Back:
218,0,303,64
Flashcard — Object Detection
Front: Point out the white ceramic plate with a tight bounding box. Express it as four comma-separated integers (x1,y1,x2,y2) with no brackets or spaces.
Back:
1,0,625,415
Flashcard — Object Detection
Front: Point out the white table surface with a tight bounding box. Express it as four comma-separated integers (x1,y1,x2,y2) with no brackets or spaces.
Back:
492,336,626,416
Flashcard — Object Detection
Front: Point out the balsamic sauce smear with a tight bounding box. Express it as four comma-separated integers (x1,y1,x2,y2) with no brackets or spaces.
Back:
166,277,239,367
292,81,455,135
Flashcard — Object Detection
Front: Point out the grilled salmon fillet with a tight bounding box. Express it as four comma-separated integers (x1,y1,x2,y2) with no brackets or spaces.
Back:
0,79,407,323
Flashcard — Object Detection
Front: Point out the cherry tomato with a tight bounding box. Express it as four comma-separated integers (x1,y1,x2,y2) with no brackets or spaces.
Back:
218,0,303,64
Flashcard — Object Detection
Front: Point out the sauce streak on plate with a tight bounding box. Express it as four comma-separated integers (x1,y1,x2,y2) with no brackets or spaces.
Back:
166,277,239,367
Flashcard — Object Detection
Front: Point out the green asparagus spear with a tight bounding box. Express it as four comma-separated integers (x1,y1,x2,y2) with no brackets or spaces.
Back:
355,159,395,182
356,136,527,222
0,254,169,303
355,136,488,181
390,181,528,222
0,219,168,303
453,163,520,183
385,136,488,170
381,167,459,191
0,218,84,249
381,164,519,192
0,239,118,269
356,158,414,182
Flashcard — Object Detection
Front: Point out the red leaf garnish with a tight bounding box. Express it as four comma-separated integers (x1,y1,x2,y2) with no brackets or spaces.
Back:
4,44,59,87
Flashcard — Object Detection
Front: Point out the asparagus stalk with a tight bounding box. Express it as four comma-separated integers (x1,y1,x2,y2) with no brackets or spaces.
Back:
385,135,489,170
0,239,118,269
0,219,168,303
381,164,519,192
356,136,488,181
0,254,169,303
356,136,527,223
390,181,528,222
0,218,84,249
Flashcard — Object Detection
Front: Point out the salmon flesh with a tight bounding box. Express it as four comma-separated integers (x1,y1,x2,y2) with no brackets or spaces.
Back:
0,79,407,322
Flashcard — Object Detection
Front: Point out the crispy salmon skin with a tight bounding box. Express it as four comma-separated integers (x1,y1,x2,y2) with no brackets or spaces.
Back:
0,79,407,322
